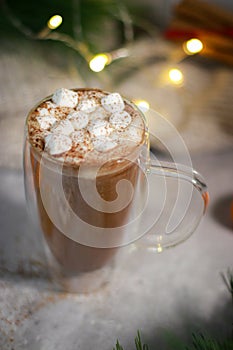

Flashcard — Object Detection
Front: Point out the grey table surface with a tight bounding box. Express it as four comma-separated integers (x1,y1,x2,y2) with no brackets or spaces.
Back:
0,146,232,350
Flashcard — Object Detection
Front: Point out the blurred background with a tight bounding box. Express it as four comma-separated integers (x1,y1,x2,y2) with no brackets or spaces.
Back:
0,1,233,349
1,0,233,167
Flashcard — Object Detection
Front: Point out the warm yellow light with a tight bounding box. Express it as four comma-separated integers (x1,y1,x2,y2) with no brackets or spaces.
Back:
157,245,163,253
89,54,110,72
134,99,150,113
47,15,63,30
184,38,203,55
168,68,184,85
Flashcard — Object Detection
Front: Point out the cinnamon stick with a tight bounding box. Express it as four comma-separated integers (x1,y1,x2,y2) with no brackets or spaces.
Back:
168,18,233,53
201,46,233,66
175,0,233,29
200,33,233,54
175,5,224,31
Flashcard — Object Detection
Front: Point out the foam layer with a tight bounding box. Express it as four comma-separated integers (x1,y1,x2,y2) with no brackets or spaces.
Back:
27,88,145,166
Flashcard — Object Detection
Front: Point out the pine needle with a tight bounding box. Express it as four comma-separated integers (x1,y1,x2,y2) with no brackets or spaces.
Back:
135,331,149,350
185,332,233,350
113,339,124,350
113,331,149,350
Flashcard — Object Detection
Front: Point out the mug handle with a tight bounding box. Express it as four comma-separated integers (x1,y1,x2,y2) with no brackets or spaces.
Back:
137,160,209,251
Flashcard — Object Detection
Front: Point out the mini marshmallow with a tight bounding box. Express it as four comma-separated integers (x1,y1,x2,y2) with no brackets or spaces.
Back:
44,133,53,146
45,133,72,155
129,116,144,142
36,116,57,130
37,107,54,117
92,137,117,152
89,106,110,120
125,125,142,143
71,130,90,145
37,102,57,117
101,93,125,113
109,110,132,130
119,116,144,143
87,119,112,138
46,101,57,109
109,131,125,142
78,98,97,113
52,88,78,108
75,143,91,154
51,120,74,135
68,111,89,130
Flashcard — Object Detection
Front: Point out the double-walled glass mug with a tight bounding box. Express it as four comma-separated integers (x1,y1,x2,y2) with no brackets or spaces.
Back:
24,88,209,293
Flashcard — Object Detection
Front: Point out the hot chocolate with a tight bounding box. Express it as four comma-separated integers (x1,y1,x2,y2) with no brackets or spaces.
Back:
25,88,146,292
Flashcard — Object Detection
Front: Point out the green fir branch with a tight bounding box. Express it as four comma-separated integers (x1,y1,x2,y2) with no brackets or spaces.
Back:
187,332,233,350
113,269,233,350
135,331,149,350
113,339,124,350
113,331,149,350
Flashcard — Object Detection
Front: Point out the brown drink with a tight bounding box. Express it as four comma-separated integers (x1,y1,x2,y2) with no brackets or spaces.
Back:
25,88,145,292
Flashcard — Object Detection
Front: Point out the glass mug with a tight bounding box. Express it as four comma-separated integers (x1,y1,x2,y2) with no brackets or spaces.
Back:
24,89,208,293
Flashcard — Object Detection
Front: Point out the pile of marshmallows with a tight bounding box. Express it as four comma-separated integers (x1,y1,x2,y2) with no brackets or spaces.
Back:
36,88,137,156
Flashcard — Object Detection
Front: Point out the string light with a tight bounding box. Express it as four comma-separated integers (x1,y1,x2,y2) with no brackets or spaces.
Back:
89,48,129,72
134,99,150,112
157,245,163,253
183,38,203,55
89,53,111,72
149,244,163,253
168,68,184,85
47,15,63,30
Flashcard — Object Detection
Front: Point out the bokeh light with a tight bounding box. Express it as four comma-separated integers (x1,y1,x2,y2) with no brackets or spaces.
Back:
184,38,203,55
47,15,63,30
89,54,110,72
134,99,150,113
168,68,184,85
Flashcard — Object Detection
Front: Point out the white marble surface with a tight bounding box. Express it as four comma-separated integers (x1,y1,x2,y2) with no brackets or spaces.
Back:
0,147,232,349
